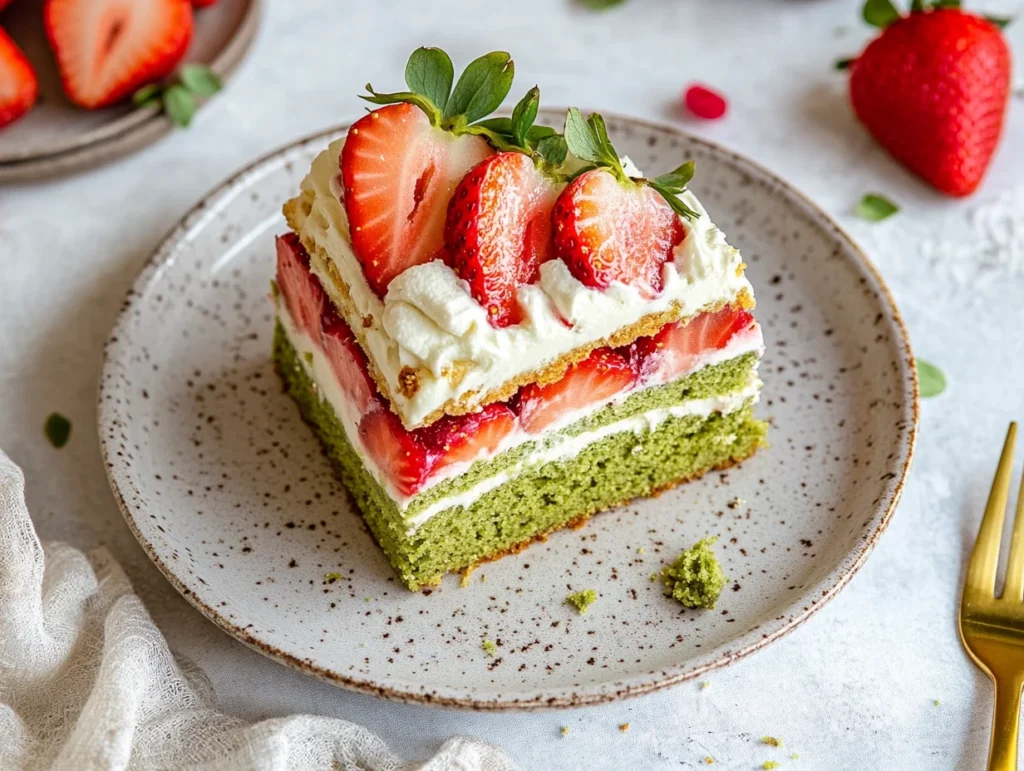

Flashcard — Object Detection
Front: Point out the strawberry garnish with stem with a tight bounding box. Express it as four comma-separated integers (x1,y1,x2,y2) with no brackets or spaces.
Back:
0,28,38,130
517,347,636,434
629,307,756,384
44,0,193,109
553,108,698,297
838,0,1011,197
132,64,223,127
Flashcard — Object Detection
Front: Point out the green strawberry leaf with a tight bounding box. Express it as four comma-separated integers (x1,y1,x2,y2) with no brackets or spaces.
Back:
510,86,540,147
163,85,196,127
930,0,960,8
133,83,162,106
910,0,925,10
473,116,513,135
986,15,1012,29
44,412,72,449
916,359,946,398
855,193,899,221
653,161,695,190
179,64,222,97
862,0,901,28
564,107,606,164
535,134,568,166
648,180,700,221
586,113,621,170
444,52,515,125
405,47,454,112
526,124,557,143
834,58,855,71
581,0,626,8
359,85,442,124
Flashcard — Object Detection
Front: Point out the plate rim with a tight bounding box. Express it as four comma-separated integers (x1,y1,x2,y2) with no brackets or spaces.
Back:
98,111,919,711
0,0,261,180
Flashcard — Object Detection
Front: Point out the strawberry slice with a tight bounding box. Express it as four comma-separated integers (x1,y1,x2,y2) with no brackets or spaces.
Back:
630,307,756,384
418,403,517,467
44,0,193,109
320,306,376,413
552,168,685,297
341,103,493,297
275,233,326,340
0,28,38,129
443,152,561,327
518,348,635,434
358,406,434,496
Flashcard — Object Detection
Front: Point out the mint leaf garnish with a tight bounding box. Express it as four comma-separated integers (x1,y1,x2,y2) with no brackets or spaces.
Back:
855,193,899,221
510,86,539,148
916,359,946,398
444,51,514,125
132,83,161,107
405,47,454,112
163,85,195,127
179,64,222,97
862,0,901,28
45,412,71,448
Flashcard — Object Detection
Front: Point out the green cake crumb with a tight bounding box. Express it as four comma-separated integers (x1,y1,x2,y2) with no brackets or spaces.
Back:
566,589,597,614
762,762,780,770
762,736,782,747
650,573,658,582
482,639,497,657
560,726,569,737
790,754,799,760
324,572,342,583
699,681,710,690
932,699,940,706
661,536,726,609
636,547,645,554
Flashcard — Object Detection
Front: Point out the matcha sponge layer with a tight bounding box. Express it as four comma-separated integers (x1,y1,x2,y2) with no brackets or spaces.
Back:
273,324,767,590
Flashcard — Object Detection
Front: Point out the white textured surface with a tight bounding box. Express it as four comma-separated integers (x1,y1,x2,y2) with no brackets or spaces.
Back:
0,0,1022,767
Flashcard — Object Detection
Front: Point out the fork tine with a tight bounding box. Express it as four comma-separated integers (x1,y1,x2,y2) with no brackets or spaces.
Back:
1003,440,1024,601
966,423,1018,598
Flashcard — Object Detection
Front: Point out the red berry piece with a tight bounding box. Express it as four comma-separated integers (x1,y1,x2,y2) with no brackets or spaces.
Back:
683,84,727,120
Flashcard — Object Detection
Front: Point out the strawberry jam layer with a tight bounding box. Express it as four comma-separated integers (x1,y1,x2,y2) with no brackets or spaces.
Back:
275,232,762,502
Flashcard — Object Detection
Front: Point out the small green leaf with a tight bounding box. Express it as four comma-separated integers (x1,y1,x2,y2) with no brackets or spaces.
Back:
510,86,540,147
132,83,162,106
910,0,925,10
580,0,626,8
931,0,960,7
163,85,196,127
862,0,901,28
986,15,1012,29
649,180,701,221
835,58,855,71
586,112,620,167
472,116,513,136
526,124,556,144
44,413,72,449
444,51,515,125
564,107,605,164
405,47,454,111
359,86,441,123
653,161,695,191
916,359,946,398
855,193,899,221
179,64,222,97
535,134,568,166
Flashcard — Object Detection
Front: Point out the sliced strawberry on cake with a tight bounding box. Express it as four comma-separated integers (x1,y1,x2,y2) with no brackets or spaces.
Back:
320,307,377,414
275,233,326,340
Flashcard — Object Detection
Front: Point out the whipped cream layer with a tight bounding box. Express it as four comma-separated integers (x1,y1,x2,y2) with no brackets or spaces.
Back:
277,302,761,525
294,139,755,429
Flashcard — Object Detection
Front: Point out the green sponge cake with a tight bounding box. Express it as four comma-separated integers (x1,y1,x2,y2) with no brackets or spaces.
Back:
270,47,767,590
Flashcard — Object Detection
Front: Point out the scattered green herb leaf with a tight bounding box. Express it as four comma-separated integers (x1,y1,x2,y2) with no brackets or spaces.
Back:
916,359,946,398
855,193,899,222
44,412,72,449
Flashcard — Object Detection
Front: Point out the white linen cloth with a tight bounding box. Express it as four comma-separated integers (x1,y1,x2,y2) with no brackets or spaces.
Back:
0,450,515,771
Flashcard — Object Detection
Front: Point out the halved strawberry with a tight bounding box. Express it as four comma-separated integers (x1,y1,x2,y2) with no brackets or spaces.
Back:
553,168,685,298
275,233,326,340
0,28,37,129
443,152,561,327
341,103,493,297
518,348,635,434
44,0,193,109
320,306,376,413
630,306,756,384
358,406,434,496
418,403,517,467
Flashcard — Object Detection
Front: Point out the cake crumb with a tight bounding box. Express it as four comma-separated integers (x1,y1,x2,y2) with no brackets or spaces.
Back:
480,574,486,583
699,681,710,690
482,639,497,657
618,723,630,733
762,736,782,747
704,759,715,765
560,726,569,737
661,537,727,609
566,589,598,614
933,699,940,706
303,351,314,365
762,762,780,770
460,568,475,588
790,754,799,760
636,547,645,554
727,496,745,509
324,572,342,584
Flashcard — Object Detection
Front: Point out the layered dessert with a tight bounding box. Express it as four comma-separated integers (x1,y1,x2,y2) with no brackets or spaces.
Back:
271,48,767,590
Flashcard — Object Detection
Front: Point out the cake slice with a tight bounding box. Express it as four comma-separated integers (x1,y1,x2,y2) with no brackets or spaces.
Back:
271,48,767,589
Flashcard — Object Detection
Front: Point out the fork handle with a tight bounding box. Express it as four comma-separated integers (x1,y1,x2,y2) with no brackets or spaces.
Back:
989,675,1023,771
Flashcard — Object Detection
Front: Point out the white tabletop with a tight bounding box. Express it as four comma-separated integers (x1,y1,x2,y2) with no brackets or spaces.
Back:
3,0,1023,767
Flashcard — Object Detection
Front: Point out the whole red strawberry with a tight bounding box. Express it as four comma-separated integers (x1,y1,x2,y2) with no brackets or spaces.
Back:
846,0,1011,197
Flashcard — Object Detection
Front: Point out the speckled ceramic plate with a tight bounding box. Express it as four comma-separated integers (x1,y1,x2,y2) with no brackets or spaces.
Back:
0,0,259,181
98,112,918,710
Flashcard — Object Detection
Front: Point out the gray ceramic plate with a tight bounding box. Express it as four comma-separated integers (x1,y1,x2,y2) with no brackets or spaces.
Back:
0,0,259,181
98,112,918,710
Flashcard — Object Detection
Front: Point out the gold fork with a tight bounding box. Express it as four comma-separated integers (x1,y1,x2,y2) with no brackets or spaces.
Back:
961,422,1024,771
